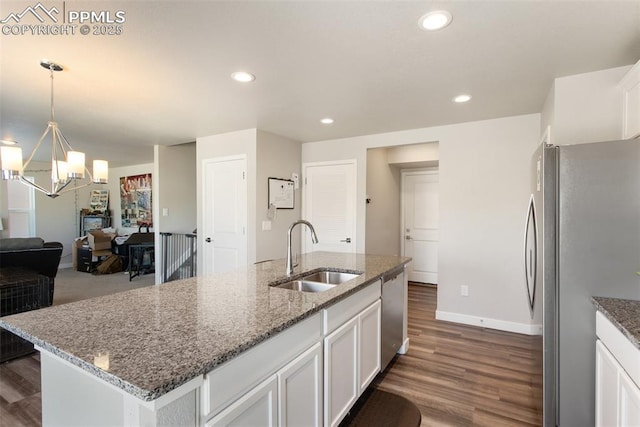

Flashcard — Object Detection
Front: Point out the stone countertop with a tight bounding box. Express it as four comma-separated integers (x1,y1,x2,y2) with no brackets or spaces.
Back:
592,297,640,350
0,252,410,401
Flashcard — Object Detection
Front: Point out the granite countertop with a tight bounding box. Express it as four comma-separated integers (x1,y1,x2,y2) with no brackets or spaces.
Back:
0,252,410,401
592,297,640,350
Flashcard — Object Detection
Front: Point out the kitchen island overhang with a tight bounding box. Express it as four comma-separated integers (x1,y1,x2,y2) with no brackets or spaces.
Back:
0,252,411,426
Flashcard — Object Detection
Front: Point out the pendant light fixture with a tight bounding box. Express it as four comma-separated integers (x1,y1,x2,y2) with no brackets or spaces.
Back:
0,60,108,198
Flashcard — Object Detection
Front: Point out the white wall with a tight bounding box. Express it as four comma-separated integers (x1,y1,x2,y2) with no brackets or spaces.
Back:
303,113,541,332
196,129,258,265
437,115,540,332
156,143,197,233
365,148,401,256
542,65,632,145
255,130,301,263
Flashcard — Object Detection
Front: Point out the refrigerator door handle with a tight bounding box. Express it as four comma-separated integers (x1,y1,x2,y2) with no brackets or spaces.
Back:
524,195,538,318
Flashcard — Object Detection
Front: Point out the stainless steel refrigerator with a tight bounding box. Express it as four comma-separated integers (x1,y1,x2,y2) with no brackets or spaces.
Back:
525,139,640,426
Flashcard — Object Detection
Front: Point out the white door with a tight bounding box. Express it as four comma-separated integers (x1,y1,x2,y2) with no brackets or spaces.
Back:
402,171,439,284
303,161,357,253
202,156,247,275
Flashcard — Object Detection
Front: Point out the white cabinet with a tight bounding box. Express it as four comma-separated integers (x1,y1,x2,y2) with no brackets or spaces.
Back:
278,342,323,427
324,316,359,427
595,312,640,427
596,340,624,426
207,375,278,427
619,370,640,426
208,342,323,427
620,60,640,139
358,300,382,394
204,281,385,427
324,297,382,427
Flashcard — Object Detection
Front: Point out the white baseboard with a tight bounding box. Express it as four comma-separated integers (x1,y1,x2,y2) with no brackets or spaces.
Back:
59,263,73,269
435,310,542,335
398,338,410,354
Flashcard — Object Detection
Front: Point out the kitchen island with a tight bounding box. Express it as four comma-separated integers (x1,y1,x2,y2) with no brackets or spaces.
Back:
0,252,410,426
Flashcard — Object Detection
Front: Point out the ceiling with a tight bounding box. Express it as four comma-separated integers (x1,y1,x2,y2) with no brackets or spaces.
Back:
1,1,639,167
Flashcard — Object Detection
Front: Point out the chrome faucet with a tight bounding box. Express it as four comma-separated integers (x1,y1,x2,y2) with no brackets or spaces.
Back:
286,220,319,276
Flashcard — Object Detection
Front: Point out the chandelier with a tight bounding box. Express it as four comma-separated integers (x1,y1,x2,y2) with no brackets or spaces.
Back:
0,60,108,198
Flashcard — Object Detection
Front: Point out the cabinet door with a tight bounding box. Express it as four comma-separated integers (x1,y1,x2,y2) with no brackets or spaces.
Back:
596,340,619,427
359,300,381,394
620,371,640,426
279,343,323,427
324,316,358,427
207,375,277,427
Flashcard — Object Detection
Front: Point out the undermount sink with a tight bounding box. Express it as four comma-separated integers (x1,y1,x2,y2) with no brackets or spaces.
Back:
271,269,363,293
301,271,361,285
274,280,336,293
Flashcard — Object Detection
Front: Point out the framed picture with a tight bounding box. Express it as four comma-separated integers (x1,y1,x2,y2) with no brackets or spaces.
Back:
268,177,294,209
120,173,153,227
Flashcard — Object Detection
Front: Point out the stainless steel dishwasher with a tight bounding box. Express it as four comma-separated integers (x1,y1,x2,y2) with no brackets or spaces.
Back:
381,266,404,370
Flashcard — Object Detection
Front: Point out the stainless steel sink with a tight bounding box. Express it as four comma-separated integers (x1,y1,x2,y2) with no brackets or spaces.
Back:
271,269,362,293
301,270,361,285
274,280,336,293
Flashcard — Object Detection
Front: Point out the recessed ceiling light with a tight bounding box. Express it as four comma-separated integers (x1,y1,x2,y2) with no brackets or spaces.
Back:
453,94,471,103
1,139,18,145
320,118,334,125
419,10,453,31
230,71,255,83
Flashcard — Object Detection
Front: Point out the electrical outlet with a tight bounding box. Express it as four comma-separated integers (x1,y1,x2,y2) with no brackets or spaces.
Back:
262,220,272,231
460,285,469,297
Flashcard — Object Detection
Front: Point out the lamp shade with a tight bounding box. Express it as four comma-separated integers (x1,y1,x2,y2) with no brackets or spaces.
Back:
51,160,68,183
67,151,85,178
1,146,23,179
93,160,108,183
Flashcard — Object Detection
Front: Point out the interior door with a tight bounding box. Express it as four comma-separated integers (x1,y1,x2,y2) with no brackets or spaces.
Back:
302,161,357,253
202,156,247,275
402,171,438,284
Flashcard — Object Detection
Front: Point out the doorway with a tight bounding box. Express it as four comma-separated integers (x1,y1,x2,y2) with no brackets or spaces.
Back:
201,155,247,275
401,170,439,284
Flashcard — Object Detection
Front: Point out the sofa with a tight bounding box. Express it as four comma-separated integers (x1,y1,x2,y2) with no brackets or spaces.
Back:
0,237,63,362
0,238,63,303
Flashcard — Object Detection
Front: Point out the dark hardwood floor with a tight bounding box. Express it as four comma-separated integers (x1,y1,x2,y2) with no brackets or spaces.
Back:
0,284,542,427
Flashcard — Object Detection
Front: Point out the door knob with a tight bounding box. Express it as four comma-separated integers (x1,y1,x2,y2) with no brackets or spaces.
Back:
340,238,351,243
205,237,212,243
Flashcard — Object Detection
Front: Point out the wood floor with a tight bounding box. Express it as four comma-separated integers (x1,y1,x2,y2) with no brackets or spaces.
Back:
373,284,542,427
0,284,542,426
